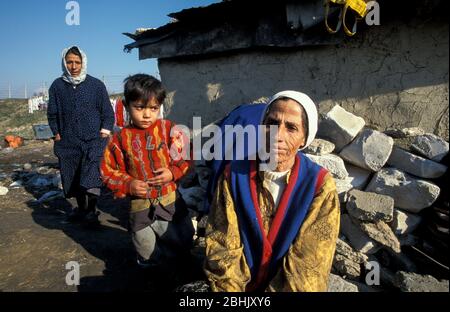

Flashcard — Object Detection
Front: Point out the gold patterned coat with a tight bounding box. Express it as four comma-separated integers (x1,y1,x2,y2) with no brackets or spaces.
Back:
204,168,340,292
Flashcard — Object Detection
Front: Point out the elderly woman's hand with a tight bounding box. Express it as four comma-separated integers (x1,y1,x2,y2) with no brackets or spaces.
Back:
100,129,111,138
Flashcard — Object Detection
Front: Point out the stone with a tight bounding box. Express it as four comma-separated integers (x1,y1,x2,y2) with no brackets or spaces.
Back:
175,280,210,292
411,133,449,162
333,256,362,281
385,127,426,138
0,186,8,196
36,166,51,174
333,238,368,280
328,274,359,292
401,127,426,137
334,178,353,203
346,189,394,222
305,154,348,179
393,272,449,292
303,138,335,155
390,209,422,236
366,168,440,213
317,105,365,152
23,163,32,171
350,281,381,292
392,136,416,153
1,147,14,154
358,221,401,253
384,128,406,139
178,186,206,212
346,164,372,190
339,129,394,172
335,238,369,264
340,214,379,254
387,146,447,179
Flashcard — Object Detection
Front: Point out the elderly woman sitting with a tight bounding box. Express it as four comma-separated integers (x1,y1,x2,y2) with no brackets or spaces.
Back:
204,91,340,292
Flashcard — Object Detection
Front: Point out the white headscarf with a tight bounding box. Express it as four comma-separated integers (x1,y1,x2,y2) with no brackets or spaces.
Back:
61,46,87,86
266,90,318,150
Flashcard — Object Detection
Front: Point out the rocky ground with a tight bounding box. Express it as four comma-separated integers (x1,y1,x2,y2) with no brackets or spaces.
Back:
0,101,449,292
311,105,449,292
0,140,205,292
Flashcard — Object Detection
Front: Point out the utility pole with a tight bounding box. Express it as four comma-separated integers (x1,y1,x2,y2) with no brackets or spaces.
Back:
24,83,28,99
8,83,11,98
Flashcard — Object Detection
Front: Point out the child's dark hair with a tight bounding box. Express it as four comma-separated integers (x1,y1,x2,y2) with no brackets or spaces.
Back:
66,46,82,59
123,74,166,106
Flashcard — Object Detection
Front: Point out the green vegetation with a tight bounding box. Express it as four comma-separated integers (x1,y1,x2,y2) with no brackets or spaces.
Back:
0,99,48,139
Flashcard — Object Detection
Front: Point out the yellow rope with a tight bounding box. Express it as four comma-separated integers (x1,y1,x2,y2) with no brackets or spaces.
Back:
324,0,370,36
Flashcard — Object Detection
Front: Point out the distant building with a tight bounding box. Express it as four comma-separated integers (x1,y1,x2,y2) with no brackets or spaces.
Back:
28,95,47,114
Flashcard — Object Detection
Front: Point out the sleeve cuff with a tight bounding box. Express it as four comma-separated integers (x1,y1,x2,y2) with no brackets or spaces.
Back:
168,166,183,182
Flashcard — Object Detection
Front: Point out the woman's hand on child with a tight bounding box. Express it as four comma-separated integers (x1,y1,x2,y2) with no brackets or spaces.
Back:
130,179,149,198
147,168,174,186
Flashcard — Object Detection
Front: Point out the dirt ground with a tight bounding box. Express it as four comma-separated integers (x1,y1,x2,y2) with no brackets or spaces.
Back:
0,140,202,292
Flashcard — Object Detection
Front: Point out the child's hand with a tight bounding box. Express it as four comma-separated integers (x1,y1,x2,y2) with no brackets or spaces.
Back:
130,179,149,198
147,168,174,186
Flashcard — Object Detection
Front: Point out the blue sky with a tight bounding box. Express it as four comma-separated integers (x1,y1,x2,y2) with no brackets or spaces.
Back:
0,0,218,98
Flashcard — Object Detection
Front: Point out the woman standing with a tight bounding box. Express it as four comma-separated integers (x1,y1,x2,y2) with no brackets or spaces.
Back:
47,46,115,227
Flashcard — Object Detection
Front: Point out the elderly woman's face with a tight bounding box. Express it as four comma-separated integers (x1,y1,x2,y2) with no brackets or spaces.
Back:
65,53,82,77
264,99,307,168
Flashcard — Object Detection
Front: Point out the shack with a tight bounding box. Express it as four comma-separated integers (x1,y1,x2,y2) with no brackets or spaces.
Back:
124,0,449,140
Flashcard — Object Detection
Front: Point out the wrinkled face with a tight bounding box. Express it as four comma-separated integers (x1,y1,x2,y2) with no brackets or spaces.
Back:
128,97,161,129
65,53,82,77
264,99,307,166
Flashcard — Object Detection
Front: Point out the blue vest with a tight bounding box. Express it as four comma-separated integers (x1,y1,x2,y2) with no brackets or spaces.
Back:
204,104,267,213
229,153,325,290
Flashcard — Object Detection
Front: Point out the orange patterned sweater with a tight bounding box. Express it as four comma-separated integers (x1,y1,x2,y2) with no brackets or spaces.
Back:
100,119,190,199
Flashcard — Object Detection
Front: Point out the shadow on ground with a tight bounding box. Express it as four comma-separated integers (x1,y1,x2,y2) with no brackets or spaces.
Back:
23,176,205,292
24,182,168,292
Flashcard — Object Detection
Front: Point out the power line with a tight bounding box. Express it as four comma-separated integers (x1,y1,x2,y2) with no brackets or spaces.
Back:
0,72,161,99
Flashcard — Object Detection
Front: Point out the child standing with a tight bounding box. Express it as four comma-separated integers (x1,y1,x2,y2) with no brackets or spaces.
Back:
101,74,194,273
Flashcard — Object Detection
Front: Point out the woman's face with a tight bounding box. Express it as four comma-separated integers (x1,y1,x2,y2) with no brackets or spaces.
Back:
264,99,307,168
65,53,82,77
